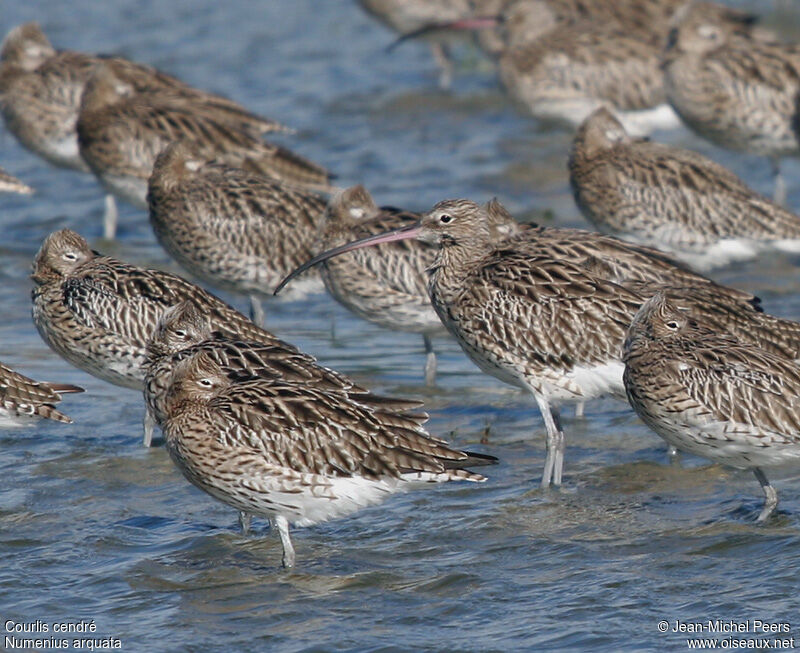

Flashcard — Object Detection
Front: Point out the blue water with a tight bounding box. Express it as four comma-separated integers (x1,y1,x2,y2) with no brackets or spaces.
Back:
1,1,799,651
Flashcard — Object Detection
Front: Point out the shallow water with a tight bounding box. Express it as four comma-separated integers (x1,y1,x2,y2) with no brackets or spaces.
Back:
1,1,800,651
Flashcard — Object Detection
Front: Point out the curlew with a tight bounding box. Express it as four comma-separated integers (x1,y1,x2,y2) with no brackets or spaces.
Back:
0,22,291,238
569,108,800,269
160,347,495,567
147,142,327,325
31,228,288,446
662,1,798,204
317,186,447,385
76,63,331,238
145,300,428,533
624,293,800,522
279,198,800,486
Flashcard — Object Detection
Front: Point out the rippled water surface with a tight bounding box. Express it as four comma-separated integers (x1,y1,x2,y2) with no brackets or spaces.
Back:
2,1,800,651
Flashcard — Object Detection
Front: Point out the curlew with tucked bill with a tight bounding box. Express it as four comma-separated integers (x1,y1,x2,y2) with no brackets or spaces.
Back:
570,108,800,269
147,142,327,324
31,228,288,446
0,22,291,237
623,293,800,522
663,1,799,204
160,345,496,567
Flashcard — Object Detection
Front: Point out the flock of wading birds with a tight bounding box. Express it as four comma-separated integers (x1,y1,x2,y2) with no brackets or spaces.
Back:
3,0,800,567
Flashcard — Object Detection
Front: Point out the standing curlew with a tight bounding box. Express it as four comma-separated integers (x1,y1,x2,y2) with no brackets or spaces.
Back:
160,347,496,567
357,0,474,89
662,1,798,204
145,300,427,533
0,361,82,426
623,293,800,522
317,185,447,385
0,22,291,238
147,142,327,325
279,199,645,486
76,63,331,237
497,17,680,135
317,186,524,385
278,198,800,486
569,108,800,269
31,228,288,446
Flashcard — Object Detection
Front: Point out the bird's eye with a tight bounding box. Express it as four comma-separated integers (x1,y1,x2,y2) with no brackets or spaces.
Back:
62,251,78,261
697,25,719,40
439,214,453,224
666,320,680,330
173,329,187,339
198,378,214,387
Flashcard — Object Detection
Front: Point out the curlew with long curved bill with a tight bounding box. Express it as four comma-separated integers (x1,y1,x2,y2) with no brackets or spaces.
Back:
278,199,645,487
278,198,800,487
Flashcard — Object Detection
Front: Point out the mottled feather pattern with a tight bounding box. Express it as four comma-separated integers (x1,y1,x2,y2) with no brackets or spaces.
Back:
0,361,82,424
570,117,800,252
148,146,327,295
319,203,442,333
32,229,289,390
146,336,426,429
503,225,757,308
624,297,800,468
161,350,490,530
430,247,639,396
663,26,800,156
77,64,331,207
501,20,665,113
165,358,481,481
0,23,290,179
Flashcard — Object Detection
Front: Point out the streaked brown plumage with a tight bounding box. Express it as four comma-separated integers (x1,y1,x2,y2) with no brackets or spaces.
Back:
0,361,82,426
279,198,800,487
145,300,425,533
30,228,285,445
482,200,800,361
0,22,292,236
147,142,327,324
499,17,679,135
76,63,331,235
317,187,524,385
145,301,423,438
161,347,495,567
280,198,645,487
662,1,800,203
623,292,800,522
569,108,800,269
317,186,446,385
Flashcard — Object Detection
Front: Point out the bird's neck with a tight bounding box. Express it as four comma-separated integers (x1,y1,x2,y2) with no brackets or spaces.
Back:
428,237,492,304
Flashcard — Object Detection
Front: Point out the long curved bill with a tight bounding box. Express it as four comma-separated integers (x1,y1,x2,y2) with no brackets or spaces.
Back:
386,16,501,53
274,221,422,295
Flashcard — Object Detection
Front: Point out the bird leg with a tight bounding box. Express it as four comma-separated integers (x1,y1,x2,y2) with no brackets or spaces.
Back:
103,194,118,240
275,514,295,568
249,295,265,327
423,334,437,386
754,467,778,523
574,402,585,418
431,42,453,90
770,157,786,206
238,511,252,535
535,394,566,488
142,409,155,447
